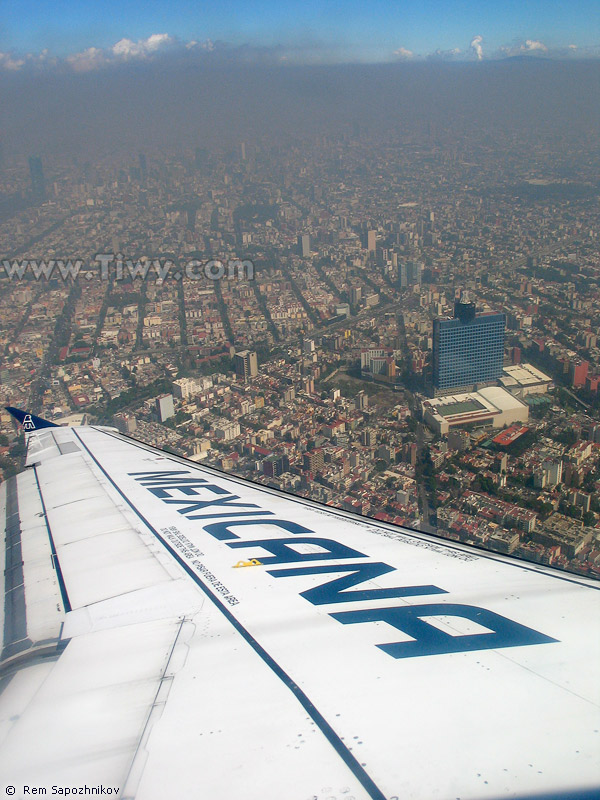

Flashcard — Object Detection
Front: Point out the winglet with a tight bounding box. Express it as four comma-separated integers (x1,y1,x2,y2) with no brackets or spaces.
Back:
5,407,59,431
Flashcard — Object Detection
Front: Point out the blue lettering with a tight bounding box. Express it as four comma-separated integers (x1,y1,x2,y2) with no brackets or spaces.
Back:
330,603,558,658
142,478,205,484
148,485,204,498
130,471,558,659
188,511,271,521
226,537,365,564
129,470,192,481
203,518,313,541
166,494,259,516
268,562,447,605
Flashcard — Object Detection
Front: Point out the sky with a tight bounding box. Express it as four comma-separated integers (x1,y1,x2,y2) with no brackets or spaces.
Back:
1,0,599,66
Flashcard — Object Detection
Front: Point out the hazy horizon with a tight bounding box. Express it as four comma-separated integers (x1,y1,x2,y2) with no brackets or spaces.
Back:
2,58,599,160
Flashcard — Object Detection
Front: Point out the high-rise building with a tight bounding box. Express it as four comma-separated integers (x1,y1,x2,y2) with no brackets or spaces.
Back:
112,412,137,434
350,286,362,305
569,360,589,388
355,390,368,411
303,377,315,394
406,261,423,286
263,454,290,478
361,429,376,447
397,261,423,288
366,229,376,252
298,234,310,258
172,376,213,400
28,156,46,202
214,421,241,441
303,449,324,473
433,296,505,394
234,350,258,381
361,348,398,377
156,394,175,422
397,263,408,289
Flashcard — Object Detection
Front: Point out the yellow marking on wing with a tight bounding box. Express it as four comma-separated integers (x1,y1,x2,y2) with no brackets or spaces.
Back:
233,558,263,568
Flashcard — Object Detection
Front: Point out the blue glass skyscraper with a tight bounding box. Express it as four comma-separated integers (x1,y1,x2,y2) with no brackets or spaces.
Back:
433,299,505,393
28,156,46,203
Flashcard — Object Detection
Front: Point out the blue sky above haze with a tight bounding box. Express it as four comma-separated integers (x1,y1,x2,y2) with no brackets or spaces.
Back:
1,0,599,62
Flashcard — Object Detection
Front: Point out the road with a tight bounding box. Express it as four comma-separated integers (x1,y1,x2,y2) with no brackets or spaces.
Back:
415,419,437,534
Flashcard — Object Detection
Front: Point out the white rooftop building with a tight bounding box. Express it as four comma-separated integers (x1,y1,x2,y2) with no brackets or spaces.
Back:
423,386,529,435
500,363,552,397
172,376,214,400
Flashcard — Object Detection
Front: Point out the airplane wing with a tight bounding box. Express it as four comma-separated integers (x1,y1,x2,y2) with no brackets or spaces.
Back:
1,415,599,800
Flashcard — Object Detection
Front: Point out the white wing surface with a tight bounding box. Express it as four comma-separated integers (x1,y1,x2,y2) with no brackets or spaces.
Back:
1,422,599,800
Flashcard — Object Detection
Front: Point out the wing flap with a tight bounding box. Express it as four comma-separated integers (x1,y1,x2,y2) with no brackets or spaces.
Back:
15,471,65,645
35,453,177,609
1,471,65,668
0,618,185,793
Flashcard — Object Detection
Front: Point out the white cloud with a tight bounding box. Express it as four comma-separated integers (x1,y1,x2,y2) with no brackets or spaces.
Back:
470,35,483,60
428,47,462,60
112,38,140,58
0,48,61,71
67,46,107,72
498,39,550,57
393,46,413,60
186,39,215,51
523,39,547,52
0,35,248,74
62,33,176,71
146,33,172,51
112,33,173,59
0,33,593,73
60,34,218,71
0,51,25,70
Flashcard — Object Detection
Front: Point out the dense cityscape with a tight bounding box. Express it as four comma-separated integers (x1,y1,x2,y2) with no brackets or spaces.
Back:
1,125,600,578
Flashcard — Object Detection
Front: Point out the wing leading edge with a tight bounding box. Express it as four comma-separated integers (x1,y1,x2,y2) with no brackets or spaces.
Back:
0,419,599,800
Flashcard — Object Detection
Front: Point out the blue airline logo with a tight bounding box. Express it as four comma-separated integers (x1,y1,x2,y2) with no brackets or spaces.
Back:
130,470,557,659
5,407,58,430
